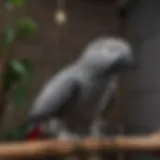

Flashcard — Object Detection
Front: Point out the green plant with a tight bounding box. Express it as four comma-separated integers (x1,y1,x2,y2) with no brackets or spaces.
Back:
0,0,37,140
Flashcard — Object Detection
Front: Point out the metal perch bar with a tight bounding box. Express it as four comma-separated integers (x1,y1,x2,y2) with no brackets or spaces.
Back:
0,133,160,158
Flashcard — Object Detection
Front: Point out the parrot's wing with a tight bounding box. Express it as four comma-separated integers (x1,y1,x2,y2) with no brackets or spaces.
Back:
27,69,80,124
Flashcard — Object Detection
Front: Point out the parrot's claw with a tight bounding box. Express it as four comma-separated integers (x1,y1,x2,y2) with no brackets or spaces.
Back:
90,121,104,139
58,132,81,141
90,128,104,139
90,132,104,139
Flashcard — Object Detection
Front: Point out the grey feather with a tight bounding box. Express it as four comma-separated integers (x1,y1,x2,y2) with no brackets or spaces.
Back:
28,67,79,124
27,36,135,138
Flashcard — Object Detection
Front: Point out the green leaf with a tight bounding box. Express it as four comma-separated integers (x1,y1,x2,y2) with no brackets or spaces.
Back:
10,59,33,109
4,0,26,10
10,59,27,76
10,59,33,81
3,26,16,45
4,59,32,108
12,83,27,108
5,59,32,95
16,17,37,38
3,62,20,92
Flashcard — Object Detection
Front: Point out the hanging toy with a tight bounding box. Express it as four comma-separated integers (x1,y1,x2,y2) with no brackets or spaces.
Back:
54,0,67,25
26,125,42,141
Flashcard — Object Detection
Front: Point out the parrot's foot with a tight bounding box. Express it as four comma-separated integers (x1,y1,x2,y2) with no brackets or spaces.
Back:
90,127,104,139
90,120,105,139
90,131,105,139
58,131,81,141
90,120,124,139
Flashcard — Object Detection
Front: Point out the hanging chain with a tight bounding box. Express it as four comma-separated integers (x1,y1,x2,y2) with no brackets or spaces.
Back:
57,0,66,10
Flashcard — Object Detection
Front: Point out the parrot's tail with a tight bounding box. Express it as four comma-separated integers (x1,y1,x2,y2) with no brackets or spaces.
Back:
26,125,42,141
21,119,43,141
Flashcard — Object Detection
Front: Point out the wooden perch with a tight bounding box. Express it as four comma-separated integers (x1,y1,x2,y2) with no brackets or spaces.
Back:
0,133,160,158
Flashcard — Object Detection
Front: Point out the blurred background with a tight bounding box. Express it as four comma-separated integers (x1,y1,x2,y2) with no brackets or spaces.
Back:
0,0,124,131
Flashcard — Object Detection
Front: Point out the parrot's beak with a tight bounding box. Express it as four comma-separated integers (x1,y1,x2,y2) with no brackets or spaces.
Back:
108,54,138,75
126,55,138,70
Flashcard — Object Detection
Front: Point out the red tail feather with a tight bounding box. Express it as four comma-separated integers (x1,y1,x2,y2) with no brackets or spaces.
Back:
27,126,42,141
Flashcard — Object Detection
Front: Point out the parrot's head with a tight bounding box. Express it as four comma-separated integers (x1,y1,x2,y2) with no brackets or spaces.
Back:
79,37,137,76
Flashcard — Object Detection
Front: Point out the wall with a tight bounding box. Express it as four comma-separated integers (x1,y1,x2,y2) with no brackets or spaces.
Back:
121,1,160,160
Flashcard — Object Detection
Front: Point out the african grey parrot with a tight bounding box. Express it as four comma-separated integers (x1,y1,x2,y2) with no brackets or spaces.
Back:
26,36,136,140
